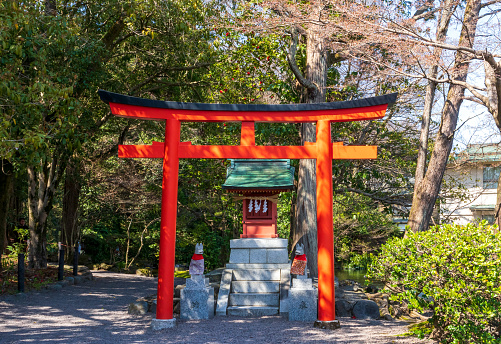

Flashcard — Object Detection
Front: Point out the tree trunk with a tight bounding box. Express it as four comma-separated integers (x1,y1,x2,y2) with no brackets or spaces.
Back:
414,0,457,187
407,0,481,233
28,166,48,269
483,57,501,228
27,155,65,268
293,27,327,277
61,160,81,261
0,160,14,267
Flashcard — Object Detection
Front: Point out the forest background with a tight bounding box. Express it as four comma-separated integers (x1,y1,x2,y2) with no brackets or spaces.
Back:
1,0,499,274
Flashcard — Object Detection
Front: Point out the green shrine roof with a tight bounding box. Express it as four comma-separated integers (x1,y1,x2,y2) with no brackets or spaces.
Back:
222,159,295,191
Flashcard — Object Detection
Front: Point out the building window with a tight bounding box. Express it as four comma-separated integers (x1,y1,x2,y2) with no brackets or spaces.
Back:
482,215,495,225
483,166,501,188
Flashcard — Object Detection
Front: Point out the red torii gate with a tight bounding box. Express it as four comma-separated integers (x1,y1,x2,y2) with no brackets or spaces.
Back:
98,90,397,327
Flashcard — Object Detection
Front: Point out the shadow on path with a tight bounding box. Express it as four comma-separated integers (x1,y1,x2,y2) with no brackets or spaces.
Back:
0,271,434,344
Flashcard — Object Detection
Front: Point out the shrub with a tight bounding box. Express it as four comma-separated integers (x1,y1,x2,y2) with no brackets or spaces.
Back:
367,222,501,343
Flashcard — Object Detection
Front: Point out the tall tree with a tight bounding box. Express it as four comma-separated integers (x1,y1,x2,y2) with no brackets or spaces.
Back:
288,24,327,277
408,0,482,232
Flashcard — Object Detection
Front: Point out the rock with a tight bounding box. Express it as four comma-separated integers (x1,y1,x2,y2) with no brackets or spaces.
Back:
174,285,184,298
365,285,379,294
383,313,394,321
137,294,157,303
205,268,224,284
343,290,368,302
81,272,93,281
334,276,339,288
47,284,63,291
150,300,157,313
335,288,344,299
173,299,180,314
73,276,83,284
65,277,75,285
335,299,352,317
57,280,70,287
78,265,90,273
352,300,380,320
128,301,148,315
136,268,155,277
99,263,113,270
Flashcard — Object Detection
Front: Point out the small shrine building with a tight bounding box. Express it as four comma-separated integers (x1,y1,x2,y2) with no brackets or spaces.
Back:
222,159,294,238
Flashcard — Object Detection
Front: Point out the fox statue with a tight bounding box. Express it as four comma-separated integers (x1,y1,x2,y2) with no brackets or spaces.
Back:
189,243,204,275
290,243,307,276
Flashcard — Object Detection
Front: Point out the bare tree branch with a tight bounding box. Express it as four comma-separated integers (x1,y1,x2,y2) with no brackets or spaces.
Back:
286,30,318,94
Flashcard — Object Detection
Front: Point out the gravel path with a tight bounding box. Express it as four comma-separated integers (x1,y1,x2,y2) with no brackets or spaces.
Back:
0,271,435,344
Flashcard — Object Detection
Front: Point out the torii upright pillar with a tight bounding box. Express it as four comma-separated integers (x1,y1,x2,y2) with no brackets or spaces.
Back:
98,89,397,329
316,120,335,323
156,119,180,326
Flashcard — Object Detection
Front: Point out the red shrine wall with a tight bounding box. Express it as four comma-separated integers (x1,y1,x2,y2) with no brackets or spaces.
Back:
242,198,277,238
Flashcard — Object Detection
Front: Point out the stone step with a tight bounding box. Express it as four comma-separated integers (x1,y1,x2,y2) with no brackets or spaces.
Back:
225,263,290,270
231,281,279,293
227,306,279,317
232,269,280,281
229,293,279,307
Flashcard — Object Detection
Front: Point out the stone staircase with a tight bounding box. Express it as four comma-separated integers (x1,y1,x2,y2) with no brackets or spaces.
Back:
227,269,280,316
216,238,291,317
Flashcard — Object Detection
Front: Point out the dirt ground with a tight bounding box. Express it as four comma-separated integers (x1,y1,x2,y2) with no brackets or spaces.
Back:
0,271,435,344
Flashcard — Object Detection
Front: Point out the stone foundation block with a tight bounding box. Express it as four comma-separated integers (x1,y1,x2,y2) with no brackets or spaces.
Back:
288,288,317,322
229,249,250,264
186,274,208,289
180,287,215,320
292,279,313,289
267,249,288,263
230,238,288,249
151,318,176,330
249,249,267,264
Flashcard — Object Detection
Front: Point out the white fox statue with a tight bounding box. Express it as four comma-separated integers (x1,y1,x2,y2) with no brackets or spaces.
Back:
189,243,204,275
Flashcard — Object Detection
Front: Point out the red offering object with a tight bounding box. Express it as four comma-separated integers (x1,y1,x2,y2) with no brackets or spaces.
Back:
291,255,308,275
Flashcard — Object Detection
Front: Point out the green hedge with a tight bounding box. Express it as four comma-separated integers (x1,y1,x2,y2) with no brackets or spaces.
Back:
368,222,501,343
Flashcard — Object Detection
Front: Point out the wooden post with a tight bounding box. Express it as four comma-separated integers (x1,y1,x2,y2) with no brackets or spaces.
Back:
156,119,181,320
315,120,336,323
240,122,255,146
18,253,25,293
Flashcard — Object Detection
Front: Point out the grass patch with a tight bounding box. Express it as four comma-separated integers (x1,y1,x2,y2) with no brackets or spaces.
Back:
174,270,190,278
398,320,433,339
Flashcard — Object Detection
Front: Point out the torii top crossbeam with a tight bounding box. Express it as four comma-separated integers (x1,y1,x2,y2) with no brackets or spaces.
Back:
98,89,397,327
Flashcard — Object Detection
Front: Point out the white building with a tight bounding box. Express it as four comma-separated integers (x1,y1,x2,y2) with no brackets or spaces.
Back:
441,144,501,225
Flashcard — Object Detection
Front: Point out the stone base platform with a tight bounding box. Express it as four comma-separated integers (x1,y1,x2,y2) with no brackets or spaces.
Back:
151,318,176,330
